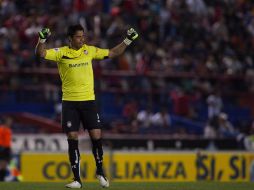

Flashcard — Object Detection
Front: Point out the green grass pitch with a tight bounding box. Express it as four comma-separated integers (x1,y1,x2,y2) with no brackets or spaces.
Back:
0,182,254,190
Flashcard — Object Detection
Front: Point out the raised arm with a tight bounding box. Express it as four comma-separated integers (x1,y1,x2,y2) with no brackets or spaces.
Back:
35,28,51,58
108,28,138,58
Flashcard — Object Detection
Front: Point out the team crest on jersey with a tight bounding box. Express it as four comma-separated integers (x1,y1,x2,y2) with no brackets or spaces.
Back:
84,50,88,55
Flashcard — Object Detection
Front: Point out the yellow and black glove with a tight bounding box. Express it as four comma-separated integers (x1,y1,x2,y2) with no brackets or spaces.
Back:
123,28,138,46
38,28,51,43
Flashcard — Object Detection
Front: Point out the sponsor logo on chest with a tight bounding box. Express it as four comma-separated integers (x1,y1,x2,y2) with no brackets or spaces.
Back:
69,62,88,68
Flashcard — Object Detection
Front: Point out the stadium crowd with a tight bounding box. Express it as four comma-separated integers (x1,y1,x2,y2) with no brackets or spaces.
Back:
0,0,254,137
0,0,254,74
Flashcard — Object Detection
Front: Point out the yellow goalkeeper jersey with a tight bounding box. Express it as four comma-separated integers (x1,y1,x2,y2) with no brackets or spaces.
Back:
45,44,109,101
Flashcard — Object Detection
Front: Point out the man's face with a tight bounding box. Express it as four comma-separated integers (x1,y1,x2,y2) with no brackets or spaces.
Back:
70,30,85,49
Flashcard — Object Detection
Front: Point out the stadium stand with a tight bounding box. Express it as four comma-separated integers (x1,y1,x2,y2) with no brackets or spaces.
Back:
0,0,253,139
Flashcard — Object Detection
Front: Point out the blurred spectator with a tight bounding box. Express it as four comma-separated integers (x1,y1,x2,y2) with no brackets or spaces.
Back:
186,0,207,16
151,107,171,131
218,112,238,138
54,102,62,122
206,90,223,119
244,120,254,150
152,108,171,127
122,99,138,124
204,116,218,138
170,88,192,118
0,116,12,181
136,106,153,129
110,120,128,134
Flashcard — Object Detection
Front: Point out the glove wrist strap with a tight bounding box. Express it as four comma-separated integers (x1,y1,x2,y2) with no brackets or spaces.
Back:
39,38,46,43
123,38,132,46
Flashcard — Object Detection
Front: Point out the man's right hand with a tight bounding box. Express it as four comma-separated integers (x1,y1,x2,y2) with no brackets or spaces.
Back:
38,28,51,43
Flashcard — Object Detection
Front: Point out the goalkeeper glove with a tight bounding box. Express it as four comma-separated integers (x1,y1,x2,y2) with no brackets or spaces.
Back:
123,28,138,46
38,28,51,43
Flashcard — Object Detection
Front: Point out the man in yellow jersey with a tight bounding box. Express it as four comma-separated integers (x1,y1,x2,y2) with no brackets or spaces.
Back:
35,24,138,188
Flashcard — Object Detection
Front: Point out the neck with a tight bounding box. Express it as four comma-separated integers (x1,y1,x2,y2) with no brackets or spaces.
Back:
69,44,79,50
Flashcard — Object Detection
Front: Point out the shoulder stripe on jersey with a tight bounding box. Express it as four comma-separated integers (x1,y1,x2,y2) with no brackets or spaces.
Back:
62,55,82,59
62,56,72,59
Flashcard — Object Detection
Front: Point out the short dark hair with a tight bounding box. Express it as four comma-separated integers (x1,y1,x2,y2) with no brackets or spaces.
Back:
67,24,84,37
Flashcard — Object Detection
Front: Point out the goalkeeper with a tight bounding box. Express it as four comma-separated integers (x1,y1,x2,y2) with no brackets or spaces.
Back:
35,25,138,189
